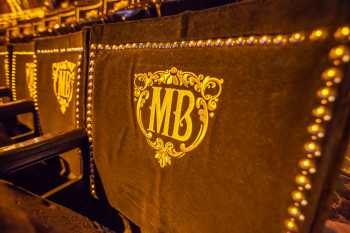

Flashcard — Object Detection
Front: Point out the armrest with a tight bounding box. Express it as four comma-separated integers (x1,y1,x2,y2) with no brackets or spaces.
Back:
0,99,35,119
0,87,11,98
0,128,89,176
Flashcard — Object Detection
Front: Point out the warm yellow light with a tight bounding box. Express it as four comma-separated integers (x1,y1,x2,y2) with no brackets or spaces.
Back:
295,174,311,189
288,206,301,217
335,47,344,56
285,219,298,232
299,159,316,173
322,67,343,83
308,123,324,138
321,88,329,96
313,106,330,119
304,141,321,156
315,30,323,36
329,45,350,64
341,27,350,36
327,69,335,77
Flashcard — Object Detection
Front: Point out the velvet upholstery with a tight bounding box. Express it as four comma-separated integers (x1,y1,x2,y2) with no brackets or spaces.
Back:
91,13,184,44
90,1,350,233
12,42,36,102
185,0,350,39
34,30,88,176
11,42,37,130
35,31,86,134
0,45,9,88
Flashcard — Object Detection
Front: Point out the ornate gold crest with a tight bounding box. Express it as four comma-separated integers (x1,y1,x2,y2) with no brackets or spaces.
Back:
134,67,224,167
25,62,36,98
52,60,76,114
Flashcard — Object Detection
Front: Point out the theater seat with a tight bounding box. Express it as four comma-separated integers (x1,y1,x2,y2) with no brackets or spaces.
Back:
0,180,113,233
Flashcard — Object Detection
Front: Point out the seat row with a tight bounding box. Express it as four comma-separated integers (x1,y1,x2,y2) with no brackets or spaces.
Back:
0,0,350,232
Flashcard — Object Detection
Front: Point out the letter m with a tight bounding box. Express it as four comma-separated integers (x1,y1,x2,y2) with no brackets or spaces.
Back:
148,87,174,136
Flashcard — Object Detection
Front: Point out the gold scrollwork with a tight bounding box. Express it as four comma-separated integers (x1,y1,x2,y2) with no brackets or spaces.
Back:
134,67,223,167
25,62,36,98
52,60,76,114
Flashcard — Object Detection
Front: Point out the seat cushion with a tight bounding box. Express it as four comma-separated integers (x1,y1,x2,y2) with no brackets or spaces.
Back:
0,180,112,233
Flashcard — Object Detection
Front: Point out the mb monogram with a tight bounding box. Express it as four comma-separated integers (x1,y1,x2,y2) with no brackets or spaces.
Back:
25,62,36,98
52,60,76,114
134,67,224,167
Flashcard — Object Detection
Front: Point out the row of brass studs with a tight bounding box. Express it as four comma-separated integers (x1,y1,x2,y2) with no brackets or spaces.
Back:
31,55,42,135
284,31,350,233
32,55,39,112
284,45,349,233
4,52,10,87
87,50,97,198
13,51,35,55
11,54,17,100
37,47,83,54
76,54,83,128
90,26,349,52
87,25,350,223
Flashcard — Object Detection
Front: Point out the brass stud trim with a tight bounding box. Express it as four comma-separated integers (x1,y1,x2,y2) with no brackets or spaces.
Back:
86,50,97,198
13,51,35,55
75,54,83,128
4,51,10,88
89,26,350,230
10,54,16,100
37,47,83,54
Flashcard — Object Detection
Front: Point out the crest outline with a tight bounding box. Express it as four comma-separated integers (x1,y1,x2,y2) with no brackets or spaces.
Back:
134,67,223,167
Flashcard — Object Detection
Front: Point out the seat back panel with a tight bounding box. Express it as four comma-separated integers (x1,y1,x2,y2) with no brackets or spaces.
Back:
89,1,350,233
11,42,36,102
91,37,347,233
35,31,86,134
0,45,9,88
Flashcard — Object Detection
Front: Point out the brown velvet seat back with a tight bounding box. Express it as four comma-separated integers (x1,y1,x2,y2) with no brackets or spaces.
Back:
89,1,350,233
35,31,88,176
35,31,87,134
9,42,37,129
0,45,10,88
11,42,36,102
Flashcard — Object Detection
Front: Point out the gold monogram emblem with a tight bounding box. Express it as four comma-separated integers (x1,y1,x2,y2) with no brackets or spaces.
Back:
134,67,224,167
25,63,36,98
52,60,76,114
